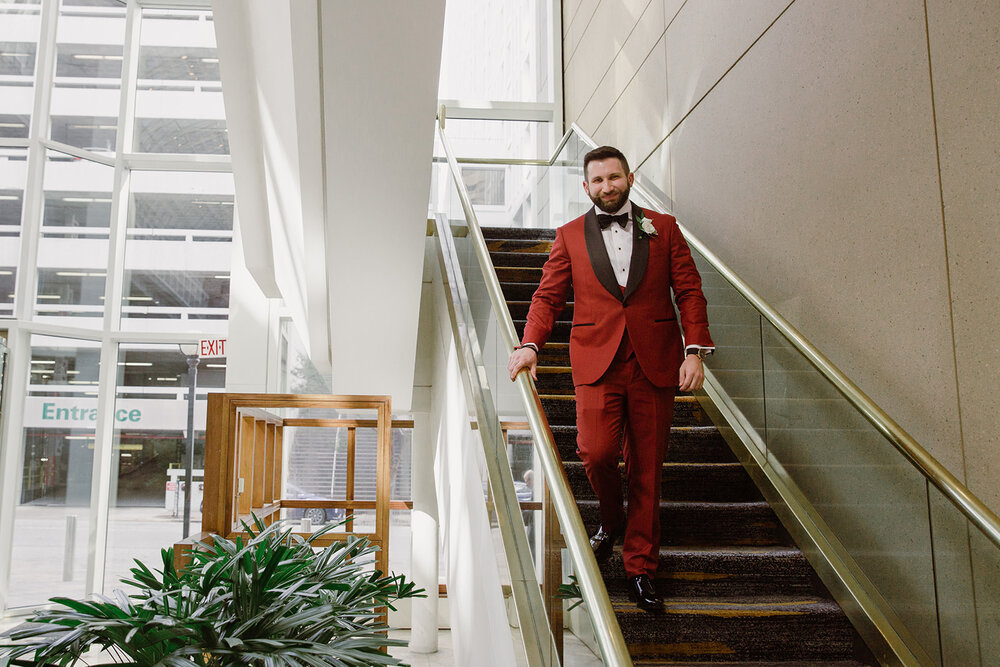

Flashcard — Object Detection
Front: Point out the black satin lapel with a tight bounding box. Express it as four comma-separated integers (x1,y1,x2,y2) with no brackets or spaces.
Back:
583,208,623,302
623,203,649,302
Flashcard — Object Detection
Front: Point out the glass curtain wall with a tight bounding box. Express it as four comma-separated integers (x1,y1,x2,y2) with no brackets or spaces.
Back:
0,0,232,614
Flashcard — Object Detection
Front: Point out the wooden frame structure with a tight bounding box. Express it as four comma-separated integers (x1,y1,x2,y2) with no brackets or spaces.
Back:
174,394,406,586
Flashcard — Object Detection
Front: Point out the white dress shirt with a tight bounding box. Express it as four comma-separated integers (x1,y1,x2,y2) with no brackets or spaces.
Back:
598,202,633,287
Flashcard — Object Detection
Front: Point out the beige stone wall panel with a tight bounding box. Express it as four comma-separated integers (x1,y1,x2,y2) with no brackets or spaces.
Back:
563,0,602,72
562,0,1000,517
667,0,964,475
924,0,1000,511
575,0,666,134
593,35,668,175
663,0,792,131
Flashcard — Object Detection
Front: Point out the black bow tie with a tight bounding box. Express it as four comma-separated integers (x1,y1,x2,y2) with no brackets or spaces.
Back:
597,213,629,230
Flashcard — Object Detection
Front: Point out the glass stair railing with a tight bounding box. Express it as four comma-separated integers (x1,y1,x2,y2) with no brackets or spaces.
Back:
431,128,631,665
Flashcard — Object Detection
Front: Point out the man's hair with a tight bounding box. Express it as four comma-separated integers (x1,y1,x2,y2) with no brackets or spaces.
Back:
584,146,630,178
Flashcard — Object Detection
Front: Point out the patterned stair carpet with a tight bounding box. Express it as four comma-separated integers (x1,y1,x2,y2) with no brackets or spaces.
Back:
486,226,875,665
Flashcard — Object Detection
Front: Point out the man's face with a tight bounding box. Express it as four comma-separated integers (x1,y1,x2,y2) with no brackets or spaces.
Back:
583,158,634,213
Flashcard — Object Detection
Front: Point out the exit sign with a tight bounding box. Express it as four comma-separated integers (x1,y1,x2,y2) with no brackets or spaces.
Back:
199,339,227,358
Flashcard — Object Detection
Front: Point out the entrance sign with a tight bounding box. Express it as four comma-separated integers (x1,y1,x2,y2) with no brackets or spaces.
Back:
25,396,208,431
199,338,226,358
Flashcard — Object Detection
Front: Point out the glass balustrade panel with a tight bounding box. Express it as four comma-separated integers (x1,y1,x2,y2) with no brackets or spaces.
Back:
443,154,604,663
970,524,1000,663
431,187,552,664
926,485,981,665
760,319,940,662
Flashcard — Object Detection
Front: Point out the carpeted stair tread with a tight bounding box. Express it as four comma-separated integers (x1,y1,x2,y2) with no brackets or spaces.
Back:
633,661,870,666
537,343,570,366
611,596,861,662
486,238,554,253
515,318,571,341
501,281,565,302
506,300,573,321
534,368,574,395
481,226,556,240
541,395,714,427
490,250,550,268
563,461,763,502
548,424,734,463
600,546,817,597
576,500,794,547
497,266,544,283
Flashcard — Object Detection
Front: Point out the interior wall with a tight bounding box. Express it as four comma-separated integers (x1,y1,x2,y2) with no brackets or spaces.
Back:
224,215,279,393
562,0,1000,511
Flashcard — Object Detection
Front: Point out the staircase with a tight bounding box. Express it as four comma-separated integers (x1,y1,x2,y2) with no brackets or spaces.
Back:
485,226,875,665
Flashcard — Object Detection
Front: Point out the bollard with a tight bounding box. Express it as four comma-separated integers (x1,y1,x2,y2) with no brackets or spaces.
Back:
300,517,312,533
63,515,77,582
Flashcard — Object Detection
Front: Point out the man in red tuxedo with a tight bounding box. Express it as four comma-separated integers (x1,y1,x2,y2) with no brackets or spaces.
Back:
507,146,714,611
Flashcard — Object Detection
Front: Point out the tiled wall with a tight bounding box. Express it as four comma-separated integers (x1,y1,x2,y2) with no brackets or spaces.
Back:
562,0,1000,513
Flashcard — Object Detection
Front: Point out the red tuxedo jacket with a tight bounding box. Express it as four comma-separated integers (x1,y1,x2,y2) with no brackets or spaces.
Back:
521,203,713,388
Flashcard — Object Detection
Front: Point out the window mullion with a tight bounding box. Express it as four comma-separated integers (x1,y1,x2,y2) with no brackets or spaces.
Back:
86,0,143,598
13,0,59,324
0,324,30,616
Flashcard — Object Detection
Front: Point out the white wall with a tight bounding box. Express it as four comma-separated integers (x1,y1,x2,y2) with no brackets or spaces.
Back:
223,214,280,393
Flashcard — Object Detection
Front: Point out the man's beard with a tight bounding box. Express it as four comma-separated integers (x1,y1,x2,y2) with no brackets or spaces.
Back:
589,185,630,214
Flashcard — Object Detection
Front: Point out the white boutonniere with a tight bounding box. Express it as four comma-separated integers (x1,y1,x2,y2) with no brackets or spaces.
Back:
635,211,658,238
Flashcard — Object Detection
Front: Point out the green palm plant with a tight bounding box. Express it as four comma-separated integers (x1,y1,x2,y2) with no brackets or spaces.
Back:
0,517,422,666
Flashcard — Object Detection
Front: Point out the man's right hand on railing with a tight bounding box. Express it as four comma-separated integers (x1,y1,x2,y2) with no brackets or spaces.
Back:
507,344,538,381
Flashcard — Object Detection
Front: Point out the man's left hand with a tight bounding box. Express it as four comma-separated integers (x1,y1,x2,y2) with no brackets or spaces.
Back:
678,356,704,392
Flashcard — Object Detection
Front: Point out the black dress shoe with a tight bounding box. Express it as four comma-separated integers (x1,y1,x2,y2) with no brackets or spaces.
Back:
627,574,663,612
589,526,620,564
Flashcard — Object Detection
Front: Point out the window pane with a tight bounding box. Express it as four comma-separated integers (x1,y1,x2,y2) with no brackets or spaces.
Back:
35,150,113,327
104,342,226,591
120,170,233,333
462,166,506,206
282,425,412,525
439,0,553,103
134,8,228,154
0,2,41,138
50,1,126,153
0,147,27,319
9,334,100,608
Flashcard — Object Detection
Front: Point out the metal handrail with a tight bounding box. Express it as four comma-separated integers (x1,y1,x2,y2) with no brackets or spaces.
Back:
459,118,1000,551
436,126,634,667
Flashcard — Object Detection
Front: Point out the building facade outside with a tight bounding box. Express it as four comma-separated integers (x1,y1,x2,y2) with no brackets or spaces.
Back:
0,0,233,612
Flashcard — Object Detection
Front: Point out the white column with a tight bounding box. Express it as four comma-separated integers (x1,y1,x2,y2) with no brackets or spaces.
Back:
409,406,439,653
223,212,275,393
